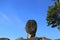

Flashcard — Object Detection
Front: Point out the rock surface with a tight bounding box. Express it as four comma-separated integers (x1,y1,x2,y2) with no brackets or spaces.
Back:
0,38,9,40
24,37,51,40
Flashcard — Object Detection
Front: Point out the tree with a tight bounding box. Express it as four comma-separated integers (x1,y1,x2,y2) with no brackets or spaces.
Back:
46,0,60,30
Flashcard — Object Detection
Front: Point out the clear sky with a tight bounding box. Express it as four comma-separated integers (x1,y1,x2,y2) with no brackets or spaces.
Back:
0,0,60,40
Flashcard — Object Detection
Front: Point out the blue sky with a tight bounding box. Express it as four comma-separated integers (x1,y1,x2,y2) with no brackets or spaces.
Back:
0,0,60,40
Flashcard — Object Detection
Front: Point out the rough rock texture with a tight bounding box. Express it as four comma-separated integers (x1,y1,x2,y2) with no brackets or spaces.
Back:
0,38,9,40
25,20,37,38
24,37,51,40
27,37,39,40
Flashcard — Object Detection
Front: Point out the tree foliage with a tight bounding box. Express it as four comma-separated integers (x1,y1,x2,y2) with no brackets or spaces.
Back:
46,1,60,30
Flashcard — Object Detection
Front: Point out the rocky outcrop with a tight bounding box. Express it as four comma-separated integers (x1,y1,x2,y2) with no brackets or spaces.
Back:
24,37,51,40
0,38,9,40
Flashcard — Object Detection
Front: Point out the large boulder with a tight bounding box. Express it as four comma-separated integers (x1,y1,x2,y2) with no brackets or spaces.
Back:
0,38,9,40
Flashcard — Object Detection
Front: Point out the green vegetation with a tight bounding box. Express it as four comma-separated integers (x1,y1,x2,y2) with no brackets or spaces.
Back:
46,0,60,30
